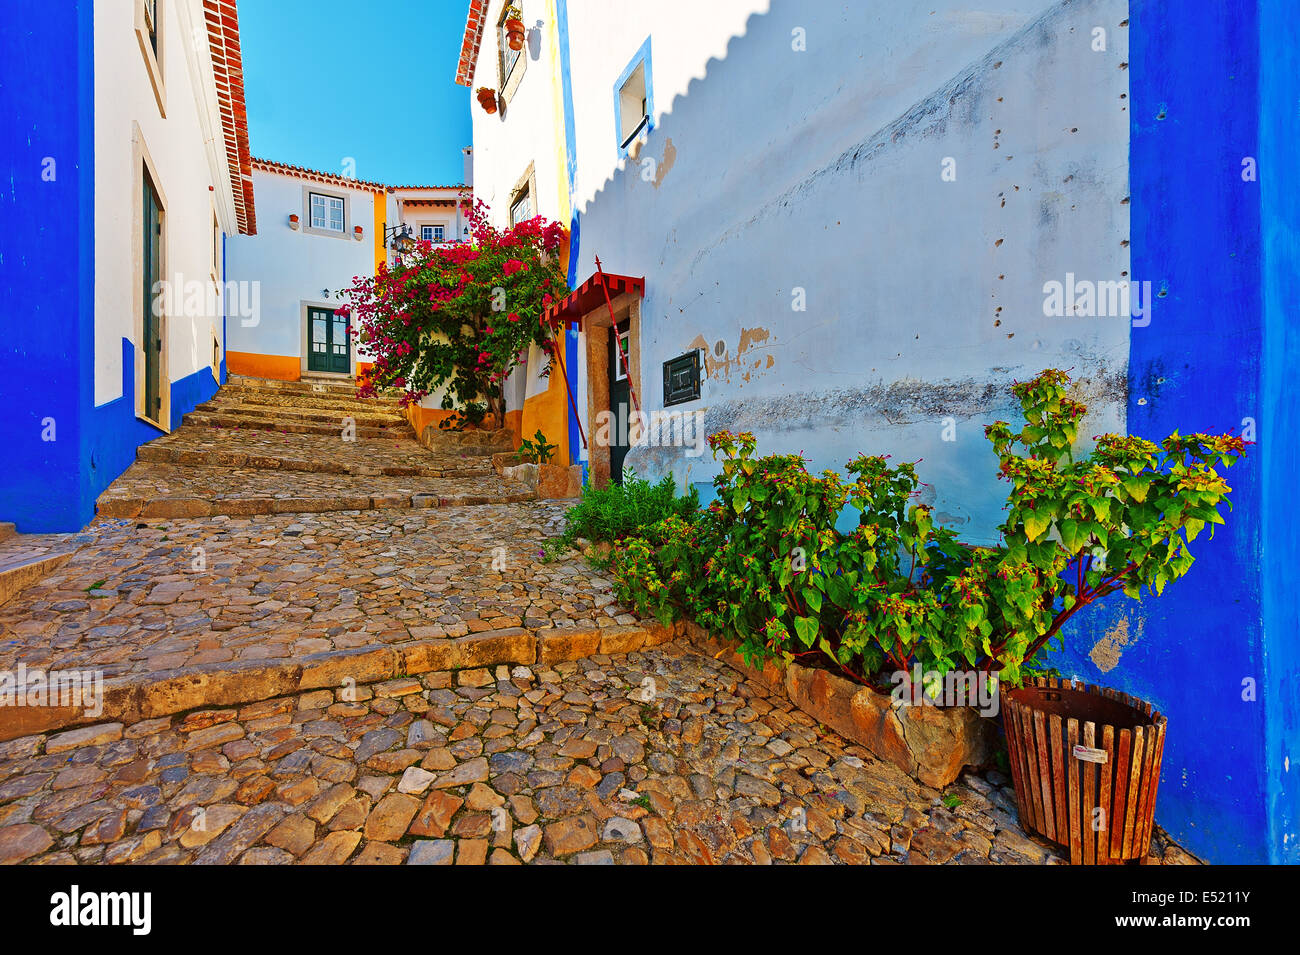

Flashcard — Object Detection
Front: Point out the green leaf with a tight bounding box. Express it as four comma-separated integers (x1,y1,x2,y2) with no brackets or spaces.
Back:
1023,510,1051,542
793,615,819,648
803,587,823,613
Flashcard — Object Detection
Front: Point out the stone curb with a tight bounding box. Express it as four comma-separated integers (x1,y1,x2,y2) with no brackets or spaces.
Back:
0,622,675,743
95,490,539,520
678,621,996,789
134,445,491,479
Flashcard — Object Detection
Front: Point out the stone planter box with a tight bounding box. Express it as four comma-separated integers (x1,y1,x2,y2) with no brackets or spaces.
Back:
501,462,538,487
418,424,514,455
537,463,582,499
681,621,994,788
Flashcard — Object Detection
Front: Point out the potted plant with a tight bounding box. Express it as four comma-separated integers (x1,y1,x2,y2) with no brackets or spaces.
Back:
476,87,498,114
984,370,1245,863
504,7,526,51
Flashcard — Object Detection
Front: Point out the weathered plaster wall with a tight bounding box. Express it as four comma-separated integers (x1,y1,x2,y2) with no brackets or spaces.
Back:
571,0,1131,548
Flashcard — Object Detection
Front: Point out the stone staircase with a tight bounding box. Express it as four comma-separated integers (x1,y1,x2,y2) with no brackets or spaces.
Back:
96,376,535,519
0,522,78,607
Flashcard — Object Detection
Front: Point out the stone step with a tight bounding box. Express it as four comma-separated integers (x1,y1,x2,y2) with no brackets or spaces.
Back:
0,546,75,606
182,410,414,440
196,400,406,430
135,442,494,479
226,374,365,397
213,388,405,416
97,487,537,519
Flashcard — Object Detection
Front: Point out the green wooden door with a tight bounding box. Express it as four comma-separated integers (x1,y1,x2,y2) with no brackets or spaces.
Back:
142,172,163,422
308,307,350,374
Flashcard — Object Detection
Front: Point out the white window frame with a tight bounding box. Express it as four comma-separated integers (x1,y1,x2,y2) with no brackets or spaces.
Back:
302,186,351,240
310,193,345,233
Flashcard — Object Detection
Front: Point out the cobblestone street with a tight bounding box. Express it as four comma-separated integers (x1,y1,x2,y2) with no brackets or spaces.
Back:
0,644,1198,866
0,378,1197,865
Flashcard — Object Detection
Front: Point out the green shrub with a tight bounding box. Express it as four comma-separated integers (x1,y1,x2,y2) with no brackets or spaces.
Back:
543,471,700,561
608,369,1245,690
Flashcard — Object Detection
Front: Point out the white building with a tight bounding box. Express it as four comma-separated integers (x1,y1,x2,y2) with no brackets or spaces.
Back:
1,0,255,531
225,160,386,382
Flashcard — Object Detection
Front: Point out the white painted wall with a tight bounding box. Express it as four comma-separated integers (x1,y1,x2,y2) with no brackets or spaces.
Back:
225,169,377,362
559,0,1131,541
93,0,240,407
469,0,568,229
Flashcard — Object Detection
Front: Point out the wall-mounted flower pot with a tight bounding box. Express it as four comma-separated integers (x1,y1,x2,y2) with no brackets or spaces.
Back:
288,213,300,230
1003,678,1166,865
505,17,526,51
476,87,498,114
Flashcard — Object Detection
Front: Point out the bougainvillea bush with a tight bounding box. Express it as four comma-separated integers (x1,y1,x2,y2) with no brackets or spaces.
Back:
608,369,1246,691
341,200,568,426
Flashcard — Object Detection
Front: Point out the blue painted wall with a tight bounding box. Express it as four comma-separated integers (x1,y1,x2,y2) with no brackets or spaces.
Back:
0,1,95,533
1258,0,1300,865
1051,0,1297,864
0,4,223,534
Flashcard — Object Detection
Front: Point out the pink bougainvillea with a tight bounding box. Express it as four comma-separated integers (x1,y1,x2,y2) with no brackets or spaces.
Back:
342,198,568,428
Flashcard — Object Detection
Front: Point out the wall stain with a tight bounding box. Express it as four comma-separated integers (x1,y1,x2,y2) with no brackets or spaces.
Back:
1090,614,1143,672
652,137,677,189
688,326,773,384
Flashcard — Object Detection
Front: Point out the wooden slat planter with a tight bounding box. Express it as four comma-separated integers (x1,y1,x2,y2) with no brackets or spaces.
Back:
1003,678,1166,865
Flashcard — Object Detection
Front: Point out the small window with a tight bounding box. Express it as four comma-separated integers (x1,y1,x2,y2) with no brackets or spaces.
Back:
663,351,701,406
510,188,532,226
144,0,158,54
614,329,631,381
618,63,648,148
498,4,523,87
310,193,345,232
421,225,446,243
614,39,653,155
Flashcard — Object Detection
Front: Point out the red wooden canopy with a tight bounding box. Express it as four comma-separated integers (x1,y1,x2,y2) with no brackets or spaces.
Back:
543,270,645,326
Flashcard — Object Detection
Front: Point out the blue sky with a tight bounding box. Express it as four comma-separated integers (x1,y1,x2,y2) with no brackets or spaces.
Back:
238,0,472,186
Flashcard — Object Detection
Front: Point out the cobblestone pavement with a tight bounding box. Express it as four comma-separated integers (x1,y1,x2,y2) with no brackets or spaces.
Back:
0,643,1199,865
0,504,625,680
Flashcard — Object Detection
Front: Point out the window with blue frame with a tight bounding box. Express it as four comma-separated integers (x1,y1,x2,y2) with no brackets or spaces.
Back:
614,37,654,157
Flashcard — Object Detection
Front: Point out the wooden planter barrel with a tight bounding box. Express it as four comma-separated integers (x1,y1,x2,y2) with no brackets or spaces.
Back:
1003,678,1166,865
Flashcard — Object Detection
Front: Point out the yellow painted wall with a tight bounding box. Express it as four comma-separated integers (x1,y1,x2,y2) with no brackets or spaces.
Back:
373,190,386,273
226,351,300,381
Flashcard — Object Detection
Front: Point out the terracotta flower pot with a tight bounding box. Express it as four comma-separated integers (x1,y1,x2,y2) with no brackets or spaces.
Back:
1003,678,1167,865
505,18,525,51
476,87,498,114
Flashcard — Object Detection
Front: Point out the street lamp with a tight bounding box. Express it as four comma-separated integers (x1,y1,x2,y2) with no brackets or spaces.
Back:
383,222,416,254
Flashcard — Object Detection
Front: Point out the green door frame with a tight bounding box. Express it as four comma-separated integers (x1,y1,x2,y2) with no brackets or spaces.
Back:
307,306,350,374
142,171,163,422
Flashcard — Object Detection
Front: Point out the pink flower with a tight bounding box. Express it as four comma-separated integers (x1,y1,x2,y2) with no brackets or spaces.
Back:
507,312,520,322
502,258,524,276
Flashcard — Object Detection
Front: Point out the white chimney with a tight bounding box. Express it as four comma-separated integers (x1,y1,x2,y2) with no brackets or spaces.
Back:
462,146,473,188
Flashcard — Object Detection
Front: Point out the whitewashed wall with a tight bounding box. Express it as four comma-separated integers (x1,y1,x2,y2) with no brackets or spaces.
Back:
564,0,1131,541
93,0,240,408
225,170,377,362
